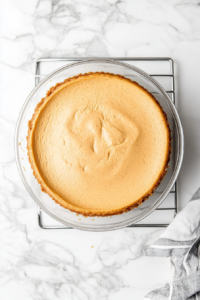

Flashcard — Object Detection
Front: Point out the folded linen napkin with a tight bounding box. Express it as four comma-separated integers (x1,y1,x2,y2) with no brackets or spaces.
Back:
144,188,200,300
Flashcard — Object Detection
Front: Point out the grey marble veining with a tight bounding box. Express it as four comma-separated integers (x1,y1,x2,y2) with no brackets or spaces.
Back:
0,0,200,299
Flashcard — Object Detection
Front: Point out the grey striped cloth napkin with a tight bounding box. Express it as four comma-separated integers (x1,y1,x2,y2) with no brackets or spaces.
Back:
144,188,200,300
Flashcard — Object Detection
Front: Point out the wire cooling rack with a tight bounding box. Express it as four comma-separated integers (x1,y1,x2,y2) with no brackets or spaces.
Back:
35,57,177,229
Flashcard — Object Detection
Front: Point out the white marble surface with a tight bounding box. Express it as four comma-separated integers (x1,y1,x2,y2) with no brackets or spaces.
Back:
0,0,200,299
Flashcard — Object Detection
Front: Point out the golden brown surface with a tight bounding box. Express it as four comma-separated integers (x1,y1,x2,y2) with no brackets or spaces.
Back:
27,72,171,216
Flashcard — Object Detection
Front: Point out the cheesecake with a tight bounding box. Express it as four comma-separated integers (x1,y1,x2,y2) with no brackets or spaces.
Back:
27,72,171,216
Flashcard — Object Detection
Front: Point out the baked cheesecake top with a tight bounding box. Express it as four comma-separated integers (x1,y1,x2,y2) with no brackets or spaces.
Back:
27,72,171,216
